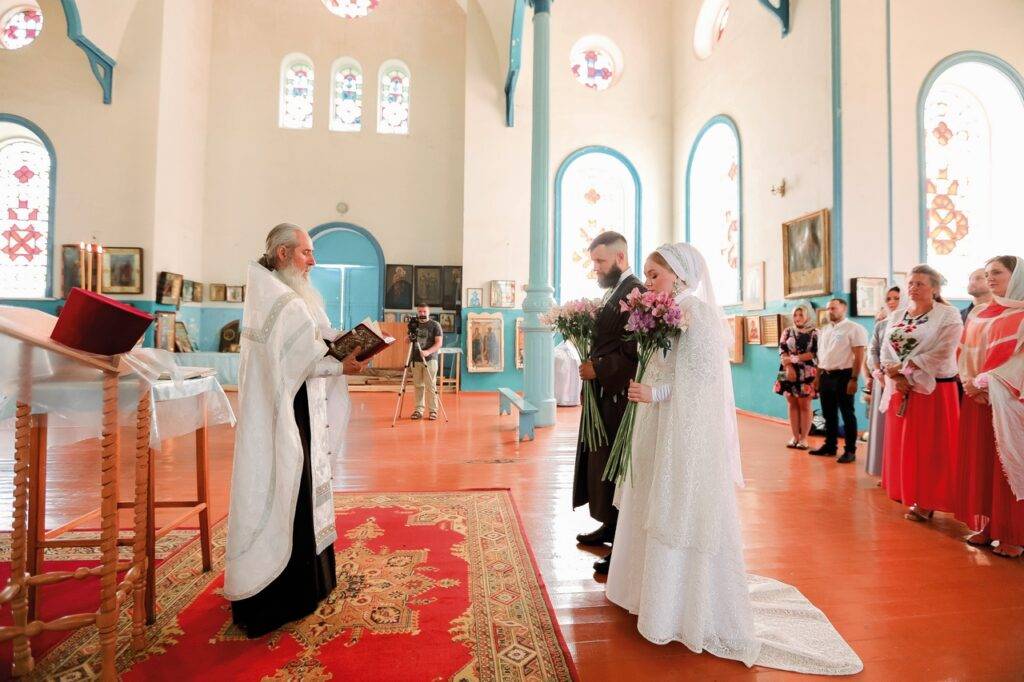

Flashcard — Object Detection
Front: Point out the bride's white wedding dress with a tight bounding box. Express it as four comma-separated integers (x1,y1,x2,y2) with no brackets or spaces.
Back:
605,285,863,675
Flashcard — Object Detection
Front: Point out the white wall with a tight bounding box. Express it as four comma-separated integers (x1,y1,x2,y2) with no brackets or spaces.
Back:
200,0,467,286
462,0,674,300
672,0,833,305
0,0,164,299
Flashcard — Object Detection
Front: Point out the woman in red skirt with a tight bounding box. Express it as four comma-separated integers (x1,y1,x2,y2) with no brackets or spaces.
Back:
879,264,962,521
956,255,1024,558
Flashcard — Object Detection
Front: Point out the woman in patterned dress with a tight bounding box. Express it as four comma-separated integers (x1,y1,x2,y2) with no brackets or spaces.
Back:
864,287,902,476
773,303,818,450
879,264,962,522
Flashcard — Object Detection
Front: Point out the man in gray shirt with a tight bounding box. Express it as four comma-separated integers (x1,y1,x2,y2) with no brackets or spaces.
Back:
410,303,443,420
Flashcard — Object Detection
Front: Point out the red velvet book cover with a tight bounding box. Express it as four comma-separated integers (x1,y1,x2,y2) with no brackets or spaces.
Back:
50,288,155,355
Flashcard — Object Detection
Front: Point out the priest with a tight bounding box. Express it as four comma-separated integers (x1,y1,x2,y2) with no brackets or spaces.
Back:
224,223,365,637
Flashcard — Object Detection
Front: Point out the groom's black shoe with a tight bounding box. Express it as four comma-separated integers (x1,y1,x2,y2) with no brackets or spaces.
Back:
576,524,615,546
836,451,856,464
593,552,611,575
809,446,836,457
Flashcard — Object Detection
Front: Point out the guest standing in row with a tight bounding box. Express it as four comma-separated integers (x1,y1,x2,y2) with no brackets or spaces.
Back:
955,255,1024,557
879,264,962,522
811,299,867,463
774,303,818,450
864,287,901,475
961,268,992,324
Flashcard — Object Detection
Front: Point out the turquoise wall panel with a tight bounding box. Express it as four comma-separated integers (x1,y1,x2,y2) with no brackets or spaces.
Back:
460,308,526,392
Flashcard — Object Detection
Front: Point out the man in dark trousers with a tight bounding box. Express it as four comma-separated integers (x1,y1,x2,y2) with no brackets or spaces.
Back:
574,231,643,575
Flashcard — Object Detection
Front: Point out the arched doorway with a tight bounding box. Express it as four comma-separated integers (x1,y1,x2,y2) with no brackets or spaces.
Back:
309,222,384,330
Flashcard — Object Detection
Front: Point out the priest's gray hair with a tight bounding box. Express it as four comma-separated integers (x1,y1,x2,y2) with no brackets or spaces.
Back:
260,223,302,270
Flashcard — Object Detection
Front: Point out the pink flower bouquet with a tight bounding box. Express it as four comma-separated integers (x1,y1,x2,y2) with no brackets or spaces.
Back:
603,289,683,484
543,299,608,452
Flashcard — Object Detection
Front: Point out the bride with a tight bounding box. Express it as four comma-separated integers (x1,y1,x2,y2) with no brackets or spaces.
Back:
605,243,863,675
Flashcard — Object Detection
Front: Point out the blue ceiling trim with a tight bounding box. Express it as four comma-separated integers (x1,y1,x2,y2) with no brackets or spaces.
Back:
60,0,116,104
504,0,526,127
757,0,790,37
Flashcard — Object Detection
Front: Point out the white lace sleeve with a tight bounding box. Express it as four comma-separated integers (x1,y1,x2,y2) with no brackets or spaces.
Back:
309,356,343,378
651,383,672,403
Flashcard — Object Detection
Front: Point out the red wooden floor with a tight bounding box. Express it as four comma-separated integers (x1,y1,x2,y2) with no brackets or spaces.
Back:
2,392,1022,680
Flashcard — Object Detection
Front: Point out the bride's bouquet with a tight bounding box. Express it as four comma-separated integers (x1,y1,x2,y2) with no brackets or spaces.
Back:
542,299,608,452
603,289,683,484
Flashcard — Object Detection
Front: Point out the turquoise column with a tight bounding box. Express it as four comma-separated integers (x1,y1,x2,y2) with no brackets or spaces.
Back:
522,0,556,427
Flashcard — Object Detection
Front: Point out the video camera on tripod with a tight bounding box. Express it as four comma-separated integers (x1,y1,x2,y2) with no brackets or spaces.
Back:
406,315,422,343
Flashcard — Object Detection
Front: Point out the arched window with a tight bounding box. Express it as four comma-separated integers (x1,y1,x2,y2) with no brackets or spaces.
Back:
1,5,43,51
0,117,53,298
554,147,641,302
693,0,729,61
569,36,623,91
279,54,314,129
321,0,379,18
330,58,363,132
920,55,1024,298
686,116,741,305
377,60,410,135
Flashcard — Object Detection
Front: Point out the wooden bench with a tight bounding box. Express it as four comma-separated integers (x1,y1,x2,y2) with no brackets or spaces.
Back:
497,387,537,442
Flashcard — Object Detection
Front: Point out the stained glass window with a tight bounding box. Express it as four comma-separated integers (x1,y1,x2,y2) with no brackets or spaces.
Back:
694,0,729,61
279,56,314,129
687,120,741,305
1,6,43,51
377,61,410,135
330,59,363,132
0,130,51,298
570,47,615,91
321,0,378,18
922,60,1024,298
556,150,639,302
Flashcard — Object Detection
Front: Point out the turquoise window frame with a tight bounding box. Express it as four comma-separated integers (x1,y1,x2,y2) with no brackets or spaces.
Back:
916,51,1024,262
0,113,57,299
552,145,642,303
684,114,743,305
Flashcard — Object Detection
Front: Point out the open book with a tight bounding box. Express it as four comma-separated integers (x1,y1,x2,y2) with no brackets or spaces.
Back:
325,318,395,363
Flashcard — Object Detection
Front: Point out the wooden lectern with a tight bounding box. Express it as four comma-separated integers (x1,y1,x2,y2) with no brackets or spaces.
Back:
0,318,150,680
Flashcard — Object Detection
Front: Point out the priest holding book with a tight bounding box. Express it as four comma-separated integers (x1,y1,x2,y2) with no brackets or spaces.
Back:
224,223,366,637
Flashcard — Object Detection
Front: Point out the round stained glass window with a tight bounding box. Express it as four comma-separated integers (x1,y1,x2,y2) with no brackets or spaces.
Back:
321,0,379,19
569,36,622,92
694,0,729,61
1,6,43,50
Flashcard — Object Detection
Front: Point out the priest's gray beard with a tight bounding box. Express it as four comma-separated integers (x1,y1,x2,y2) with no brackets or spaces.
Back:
276,264,326,320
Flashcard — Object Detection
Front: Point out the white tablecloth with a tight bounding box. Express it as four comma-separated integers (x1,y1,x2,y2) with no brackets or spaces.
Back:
0,374,235,451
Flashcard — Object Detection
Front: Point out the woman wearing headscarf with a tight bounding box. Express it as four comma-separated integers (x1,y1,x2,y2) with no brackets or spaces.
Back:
879,264,962,522
864,287,902,475
955,255,1024,557
773,302,818,449
605,243,862,675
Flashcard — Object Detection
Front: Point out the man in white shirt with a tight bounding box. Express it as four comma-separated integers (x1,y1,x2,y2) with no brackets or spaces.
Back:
811,298,868,463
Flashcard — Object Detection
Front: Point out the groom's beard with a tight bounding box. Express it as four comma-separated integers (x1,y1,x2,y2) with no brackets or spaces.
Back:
598,264,623,289
277,264,325,318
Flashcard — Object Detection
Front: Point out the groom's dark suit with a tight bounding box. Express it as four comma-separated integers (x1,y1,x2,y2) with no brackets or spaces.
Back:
572,273,644,525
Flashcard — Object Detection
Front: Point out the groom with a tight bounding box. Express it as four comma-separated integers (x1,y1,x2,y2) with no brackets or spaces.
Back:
574,231,643,575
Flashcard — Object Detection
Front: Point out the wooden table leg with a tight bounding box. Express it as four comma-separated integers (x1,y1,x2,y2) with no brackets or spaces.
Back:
26,413,46,623
196,394,212,572
96,374,120,682
146,446,156,625
10,401,34,677
132,392,151,649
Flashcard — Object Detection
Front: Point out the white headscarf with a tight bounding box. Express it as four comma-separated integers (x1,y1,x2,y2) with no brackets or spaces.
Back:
655,242,731,347
993,256,1024,309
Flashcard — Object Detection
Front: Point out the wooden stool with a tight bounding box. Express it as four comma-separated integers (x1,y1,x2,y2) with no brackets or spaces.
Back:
0,339,148,681
26,393,213,625
437,347,462,394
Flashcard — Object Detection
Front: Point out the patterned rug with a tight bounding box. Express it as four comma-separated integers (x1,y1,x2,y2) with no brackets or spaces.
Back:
25,491,577,681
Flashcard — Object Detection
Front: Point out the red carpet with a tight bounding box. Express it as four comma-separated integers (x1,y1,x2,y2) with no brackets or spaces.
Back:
24,491,577,681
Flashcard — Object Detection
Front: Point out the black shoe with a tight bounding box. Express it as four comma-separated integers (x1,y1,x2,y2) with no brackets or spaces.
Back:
576,524,614,546
837,451,856,464
593,553,611,575
809,446,836,457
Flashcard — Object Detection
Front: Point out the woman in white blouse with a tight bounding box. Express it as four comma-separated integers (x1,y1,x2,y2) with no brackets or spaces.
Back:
879,264,963,522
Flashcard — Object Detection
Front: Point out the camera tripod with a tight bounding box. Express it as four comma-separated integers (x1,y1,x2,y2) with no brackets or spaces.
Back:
391,340,450,427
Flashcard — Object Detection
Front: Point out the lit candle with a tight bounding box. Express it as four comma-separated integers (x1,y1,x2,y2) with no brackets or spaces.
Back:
78,241,85,292
96,245,104,293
